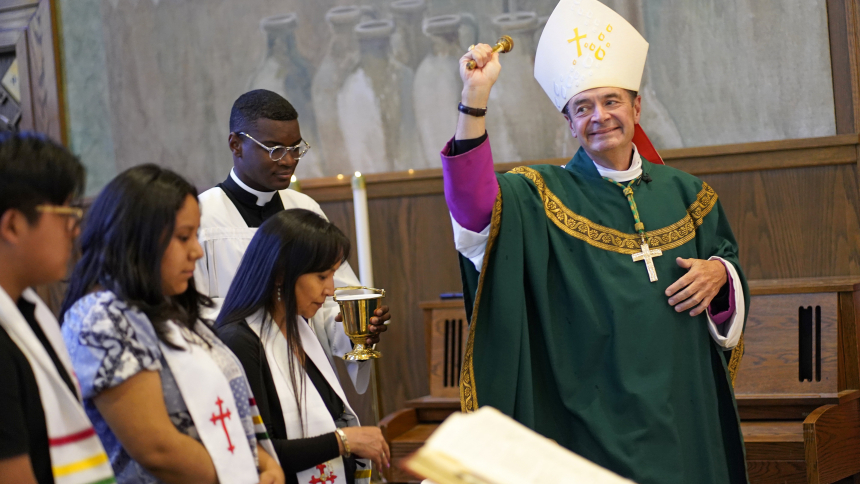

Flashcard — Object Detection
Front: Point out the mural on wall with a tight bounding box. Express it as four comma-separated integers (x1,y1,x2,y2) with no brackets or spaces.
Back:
60,0,837,195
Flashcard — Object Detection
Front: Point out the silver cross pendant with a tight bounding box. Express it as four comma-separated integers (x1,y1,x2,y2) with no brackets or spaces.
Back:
632,242,663,282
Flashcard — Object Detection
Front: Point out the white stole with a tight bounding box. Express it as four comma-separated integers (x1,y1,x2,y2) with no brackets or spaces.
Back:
159,320,259,484
0,287,115,484
249,312,372,484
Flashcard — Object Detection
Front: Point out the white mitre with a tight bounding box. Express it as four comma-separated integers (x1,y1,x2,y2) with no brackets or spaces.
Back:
534,0,649,111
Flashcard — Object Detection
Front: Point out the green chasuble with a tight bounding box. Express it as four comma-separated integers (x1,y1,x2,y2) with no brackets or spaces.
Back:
459,148,750,484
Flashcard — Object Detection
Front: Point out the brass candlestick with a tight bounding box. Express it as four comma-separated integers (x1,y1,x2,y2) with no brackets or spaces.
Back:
466,35,514,70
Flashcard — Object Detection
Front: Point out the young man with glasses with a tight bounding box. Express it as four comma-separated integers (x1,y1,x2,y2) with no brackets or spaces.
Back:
0,132,114,484
195,89,389,398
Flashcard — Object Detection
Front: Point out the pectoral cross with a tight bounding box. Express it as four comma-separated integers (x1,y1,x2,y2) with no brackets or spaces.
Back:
632,242,662,282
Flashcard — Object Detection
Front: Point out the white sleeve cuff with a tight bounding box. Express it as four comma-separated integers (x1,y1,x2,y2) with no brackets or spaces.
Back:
706,256,744,349
451,214,490,272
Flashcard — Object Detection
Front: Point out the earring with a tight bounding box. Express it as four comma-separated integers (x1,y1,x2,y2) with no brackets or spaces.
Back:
277,286,282,302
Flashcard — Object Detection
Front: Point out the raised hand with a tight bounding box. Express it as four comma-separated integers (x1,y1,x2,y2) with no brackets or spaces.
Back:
456,43,501,140
459,43,502,99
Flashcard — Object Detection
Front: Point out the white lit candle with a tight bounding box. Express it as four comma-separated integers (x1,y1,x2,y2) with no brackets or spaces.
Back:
351,171,373,287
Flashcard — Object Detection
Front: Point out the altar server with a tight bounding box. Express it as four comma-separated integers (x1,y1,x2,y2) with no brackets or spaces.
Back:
194,89,388,395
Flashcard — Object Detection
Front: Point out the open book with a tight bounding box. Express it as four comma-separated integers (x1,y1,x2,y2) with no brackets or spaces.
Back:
401,407,636,484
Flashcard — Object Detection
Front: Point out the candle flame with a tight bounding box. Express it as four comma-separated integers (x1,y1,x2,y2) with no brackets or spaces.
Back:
337,174,344,180
354,171,362,178
290,175,297,183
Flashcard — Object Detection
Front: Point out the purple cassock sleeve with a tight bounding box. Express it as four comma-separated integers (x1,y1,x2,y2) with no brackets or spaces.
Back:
440,136,499,232
441,134,737,323
708,259,737,325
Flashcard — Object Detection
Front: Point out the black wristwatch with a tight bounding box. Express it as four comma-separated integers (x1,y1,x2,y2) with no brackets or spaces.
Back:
458,102,487,117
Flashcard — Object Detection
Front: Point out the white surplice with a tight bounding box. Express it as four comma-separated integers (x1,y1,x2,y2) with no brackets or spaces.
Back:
195,177,371,393
450,146,744,349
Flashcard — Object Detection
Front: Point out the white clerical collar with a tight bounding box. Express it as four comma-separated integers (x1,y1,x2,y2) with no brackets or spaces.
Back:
230,169,276,206
591,144,643,182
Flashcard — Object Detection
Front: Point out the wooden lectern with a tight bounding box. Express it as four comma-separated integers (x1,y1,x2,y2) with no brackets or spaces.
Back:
380,277,860,484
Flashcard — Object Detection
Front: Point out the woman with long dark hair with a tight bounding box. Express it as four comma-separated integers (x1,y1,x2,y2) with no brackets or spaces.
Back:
60,164,284,484
216,209,390,484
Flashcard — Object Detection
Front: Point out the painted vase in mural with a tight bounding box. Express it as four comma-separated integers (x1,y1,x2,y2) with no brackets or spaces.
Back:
413,14,483,167
337,19,422,174
390,0,431,71
509,0,558,17
489,12,579,162
600,0,683,149
247,14,322,177
311,6,364,176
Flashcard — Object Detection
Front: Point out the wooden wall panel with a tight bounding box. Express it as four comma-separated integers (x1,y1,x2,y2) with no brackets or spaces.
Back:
702,164,860,279
828,0,857,134
0,0,63,140
25,0,62,142
15,24,32,131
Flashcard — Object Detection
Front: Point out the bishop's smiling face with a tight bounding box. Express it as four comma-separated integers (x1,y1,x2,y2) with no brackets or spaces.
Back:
563,87,641,156
229,117,303,192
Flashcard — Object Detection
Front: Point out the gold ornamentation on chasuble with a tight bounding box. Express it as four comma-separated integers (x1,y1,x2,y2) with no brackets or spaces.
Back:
727,335,744,386
508,167,718,255
459,191,503,413
687,183,718,227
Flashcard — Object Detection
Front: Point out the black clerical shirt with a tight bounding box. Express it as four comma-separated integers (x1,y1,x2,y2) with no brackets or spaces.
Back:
217,174,285,228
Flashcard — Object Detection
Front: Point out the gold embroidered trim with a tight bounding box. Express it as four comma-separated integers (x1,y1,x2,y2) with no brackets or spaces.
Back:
459,191,502,413
508,166,718,255
727,335,744,386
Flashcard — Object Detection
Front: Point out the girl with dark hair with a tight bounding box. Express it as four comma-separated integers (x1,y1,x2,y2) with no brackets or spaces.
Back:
60,164,284,484
216,209,390,484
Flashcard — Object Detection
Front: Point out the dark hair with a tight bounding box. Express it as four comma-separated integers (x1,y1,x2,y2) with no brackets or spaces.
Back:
561,89,639,118
0,132,85,223
60,164,212,346
229,89,299,133
216,209,350,425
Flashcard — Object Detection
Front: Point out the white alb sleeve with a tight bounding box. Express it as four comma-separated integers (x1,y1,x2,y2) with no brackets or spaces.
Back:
705,256,744,349
451,214,490,273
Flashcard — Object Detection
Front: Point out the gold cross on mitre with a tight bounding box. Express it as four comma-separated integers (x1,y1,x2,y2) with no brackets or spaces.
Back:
533,0,649,111
632,241,662,282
